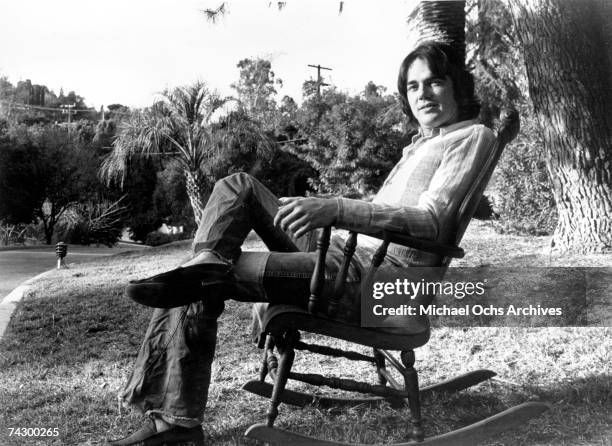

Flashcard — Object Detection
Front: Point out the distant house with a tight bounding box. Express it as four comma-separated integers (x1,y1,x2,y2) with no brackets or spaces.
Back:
157,223,184,235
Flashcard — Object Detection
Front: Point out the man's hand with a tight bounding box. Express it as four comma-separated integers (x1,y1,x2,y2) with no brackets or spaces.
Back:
274,197,338,238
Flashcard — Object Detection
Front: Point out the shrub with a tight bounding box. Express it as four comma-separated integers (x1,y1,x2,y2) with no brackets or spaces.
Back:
493,115,557,235
0,222,29,245
144,231,191,247
55,198,126,247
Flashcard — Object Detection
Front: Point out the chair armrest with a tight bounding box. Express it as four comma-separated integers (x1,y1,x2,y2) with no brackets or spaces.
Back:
381,230,465,259
307,226,464,316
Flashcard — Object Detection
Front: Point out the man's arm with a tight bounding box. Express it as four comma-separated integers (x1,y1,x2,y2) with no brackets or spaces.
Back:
335,125,496,240
275,125,495,240
274,196,338,239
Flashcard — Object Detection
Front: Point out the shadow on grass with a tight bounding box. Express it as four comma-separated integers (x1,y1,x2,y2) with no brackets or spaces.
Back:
0,288,610,445
199,372,611,446
0,372,608,445
0,237,610,445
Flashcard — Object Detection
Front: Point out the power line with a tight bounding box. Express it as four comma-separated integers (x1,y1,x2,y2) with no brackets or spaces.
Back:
0,100,132,116
0,100,77,112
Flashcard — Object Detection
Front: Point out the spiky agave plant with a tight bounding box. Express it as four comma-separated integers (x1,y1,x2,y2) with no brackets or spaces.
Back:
54,196,127,246
100,81,274,224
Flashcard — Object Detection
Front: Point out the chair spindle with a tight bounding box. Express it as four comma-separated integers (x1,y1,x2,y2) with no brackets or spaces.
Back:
308,226,332,314
329,232,358,317
373,240,390,267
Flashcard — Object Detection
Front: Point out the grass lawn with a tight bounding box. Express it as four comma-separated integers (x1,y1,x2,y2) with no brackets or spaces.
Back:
0,221,610,445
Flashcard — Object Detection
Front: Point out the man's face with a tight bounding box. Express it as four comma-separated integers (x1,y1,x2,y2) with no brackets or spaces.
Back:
406,57,459,130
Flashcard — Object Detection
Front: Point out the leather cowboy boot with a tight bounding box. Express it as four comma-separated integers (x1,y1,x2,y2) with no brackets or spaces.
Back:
125,251,234,309
107,419,204,445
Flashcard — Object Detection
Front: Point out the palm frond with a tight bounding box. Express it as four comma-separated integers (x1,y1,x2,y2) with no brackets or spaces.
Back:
100,108,174,185
201,3,226,23
100,80,273,196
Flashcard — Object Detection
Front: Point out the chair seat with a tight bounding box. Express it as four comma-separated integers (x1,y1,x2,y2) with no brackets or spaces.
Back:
262,304,431,351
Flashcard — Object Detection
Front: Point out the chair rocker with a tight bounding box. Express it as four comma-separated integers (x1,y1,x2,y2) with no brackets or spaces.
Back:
243,109,550,445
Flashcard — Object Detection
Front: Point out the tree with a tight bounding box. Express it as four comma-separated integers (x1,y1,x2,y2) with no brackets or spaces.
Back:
152,161,195,233
0,123,99,244
463,0,556,232
95,110,192,242
120,157,163,242
504,0,612,252
101,81,273,223
0,77,95,124
406,0,467,61
291,83,408,196
466,0,522,122
231,58,282,130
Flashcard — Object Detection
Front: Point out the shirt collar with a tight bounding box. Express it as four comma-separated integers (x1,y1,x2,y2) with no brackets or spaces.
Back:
411,119,479,144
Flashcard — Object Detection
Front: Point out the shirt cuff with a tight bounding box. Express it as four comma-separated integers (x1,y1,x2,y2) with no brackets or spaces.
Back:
335,197,373,232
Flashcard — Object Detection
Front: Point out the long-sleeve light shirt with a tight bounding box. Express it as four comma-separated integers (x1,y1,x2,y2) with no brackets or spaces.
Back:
335,119,496,262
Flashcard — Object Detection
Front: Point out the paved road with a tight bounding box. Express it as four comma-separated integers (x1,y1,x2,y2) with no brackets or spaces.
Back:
0,244,146,301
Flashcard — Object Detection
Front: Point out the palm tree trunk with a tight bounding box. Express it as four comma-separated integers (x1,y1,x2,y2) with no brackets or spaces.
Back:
507,0,612,253
407,1,466,62
184,169,208,225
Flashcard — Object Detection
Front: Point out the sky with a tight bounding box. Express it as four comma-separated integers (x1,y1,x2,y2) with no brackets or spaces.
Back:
0,0,421,110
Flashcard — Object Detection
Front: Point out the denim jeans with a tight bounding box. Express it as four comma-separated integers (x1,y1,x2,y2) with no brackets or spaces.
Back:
119,173,410,426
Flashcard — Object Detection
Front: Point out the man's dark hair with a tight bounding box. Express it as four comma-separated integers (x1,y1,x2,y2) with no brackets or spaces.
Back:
397,42,480,126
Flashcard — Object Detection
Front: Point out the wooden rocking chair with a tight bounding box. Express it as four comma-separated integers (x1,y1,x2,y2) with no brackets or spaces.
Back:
243,109,550,445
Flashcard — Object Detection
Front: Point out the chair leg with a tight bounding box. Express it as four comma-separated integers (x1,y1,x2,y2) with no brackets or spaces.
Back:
259,335,274,382
373,348,387,386
374,349,404,409
401,350,424,442
266,331,298,428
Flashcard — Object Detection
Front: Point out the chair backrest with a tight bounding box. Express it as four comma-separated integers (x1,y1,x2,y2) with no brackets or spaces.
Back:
443,108,520,264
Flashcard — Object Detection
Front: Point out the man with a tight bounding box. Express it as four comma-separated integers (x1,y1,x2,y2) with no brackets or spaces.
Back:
109,42,495,445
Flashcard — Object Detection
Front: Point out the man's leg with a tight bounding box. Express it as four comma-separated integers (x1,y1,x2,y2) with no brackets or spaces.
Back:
116,250,361,445
114,173,316,444
119,299,224,426
191,172,308,260
117,249,337,445
253,241,363,335
125,172,320,308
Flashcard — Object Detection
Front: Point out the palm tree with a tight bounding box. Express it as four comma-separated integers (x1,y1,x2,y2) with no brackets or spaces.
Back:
406,1,466,61
100,81,273,224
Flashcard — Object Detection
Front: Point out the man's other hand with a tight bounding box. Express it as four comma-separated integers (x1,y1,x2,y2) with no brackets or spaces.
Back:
274,197,338,238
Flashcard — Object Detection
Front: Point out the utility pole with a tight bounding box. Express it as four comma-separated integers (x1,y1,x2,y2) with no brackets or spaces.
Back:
60,103,76,123
307,64,332,100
